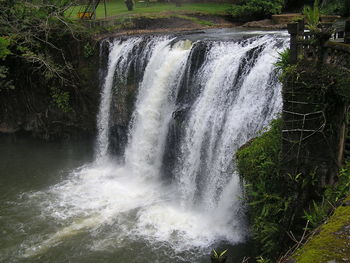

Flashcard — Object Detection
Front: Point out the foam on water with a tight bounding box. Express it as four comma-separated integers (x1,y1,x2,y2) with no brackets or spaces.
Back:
19,33,289,261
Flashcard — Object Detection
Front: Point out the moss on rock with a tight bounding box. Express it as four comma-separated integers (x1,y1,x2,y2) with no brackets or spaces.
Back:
294,195,350,263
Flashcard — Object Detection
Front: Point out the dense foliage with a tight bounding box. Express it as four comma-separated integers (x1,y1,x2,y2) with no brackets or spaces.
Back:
320,0,350,16
303,0,320,31
0,0,99,139
0,36,13,89
237,53,350,260
237,118,350,260
0,0,90,111
228,0,349,22
237,119,292,258
228,0,284,21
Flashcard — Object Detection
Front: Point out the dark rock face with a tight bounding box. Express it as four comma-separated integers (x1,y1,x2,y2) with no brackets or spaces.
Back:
107,37,151,156
281,61,350,188
109,80,138,156
0,38,100,140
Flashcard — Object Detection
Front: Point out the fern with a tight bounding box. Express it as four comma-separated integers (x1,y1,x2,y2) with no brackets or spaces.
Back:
303,0,320,32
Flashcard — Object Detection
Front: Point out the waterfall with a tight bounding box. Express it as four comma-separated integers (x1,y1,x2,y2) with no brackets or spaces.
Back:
93,33,287,248
174,36,284,212
95,37,142,160
124,39,192,179
21,32,289,262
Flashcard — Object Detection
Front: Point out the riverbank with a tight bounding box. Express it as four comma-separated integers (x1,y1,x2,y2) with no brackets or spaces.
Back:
91,13,291,40
93,13,239,39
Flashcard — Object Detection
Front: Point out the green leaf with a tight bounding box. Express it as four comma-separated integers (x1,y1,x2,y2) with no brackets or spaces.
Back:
219,249,228,258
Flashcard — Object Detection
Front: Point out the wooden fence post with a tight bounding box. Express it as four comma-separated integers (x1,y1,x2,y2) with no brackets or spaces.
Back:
345,20,350,44
298,19,305,35
288,23,299,64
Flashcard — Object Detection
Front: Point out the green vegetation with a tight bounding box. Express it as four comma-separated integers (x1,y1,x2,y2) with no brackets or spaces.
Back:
211,249,228,262
346,0,350,17
320,0,350,16
65,0,349,26
237,116,350,260
303,0,320,31
0,0,98,137
67,1,231,19
237,119,289,257
51,87,72,113
0,37,11,60
0,0,88,97
228,0,284,21
175,14,213,26
294,195,350,263
294,0,349,16
0,36,13,90
275,48,291,74
237,53,350,259
226,0,348,21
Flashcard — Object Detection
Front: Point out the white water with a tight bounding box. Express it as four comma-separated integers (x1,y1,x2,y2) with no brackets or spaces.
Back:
20,33,288,262
96,37,142,160
175,36,284,208
124,39,192,179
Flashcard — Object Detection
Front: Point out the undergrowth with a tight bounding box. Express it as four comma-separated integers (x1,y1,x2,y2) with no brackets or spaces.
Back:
237,116,350,260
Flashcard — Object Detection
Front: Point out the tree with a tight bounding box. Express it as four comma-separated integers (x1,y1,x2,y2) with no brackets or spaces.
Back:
0,0,88,110
124,0,134,11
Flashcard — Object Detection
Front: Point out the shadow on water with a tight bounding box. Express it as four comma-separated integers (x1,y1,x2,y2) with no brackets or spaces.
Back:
0,133,94,193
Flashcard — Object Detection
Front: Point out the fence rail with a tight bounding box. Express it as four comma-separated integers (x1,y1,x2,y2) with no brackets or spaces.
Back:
287,19,350,68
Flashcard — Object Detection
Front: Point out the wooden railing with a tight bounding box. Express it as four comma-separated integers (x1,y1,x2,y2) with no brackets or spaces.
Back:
287,20,350,67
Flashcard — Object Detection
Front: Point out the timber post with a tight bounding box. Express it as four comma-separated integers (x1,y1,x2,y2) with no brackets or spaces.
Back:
297,19,305,35
345,20,350,44
287,23,299,64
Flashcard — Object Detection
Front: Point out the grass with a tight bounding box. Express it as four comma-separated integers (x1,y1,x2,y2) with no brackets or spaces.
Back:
67,0,231,19
175,14,214,26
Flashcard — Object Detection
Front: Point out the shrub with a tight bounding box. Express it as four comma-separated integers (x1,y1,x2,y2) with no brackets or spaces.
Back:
274,48,290,73
228,0,284,21
236,119,290,257
237,61,350,260
303,0,320,31
0,36,11,60
320,0,350,16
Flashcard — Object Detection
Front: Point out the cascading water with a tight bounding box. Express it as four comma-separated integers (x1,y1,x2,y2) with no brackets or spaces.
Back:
96,37,142,160
3,31,289,263
124,38,192,179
